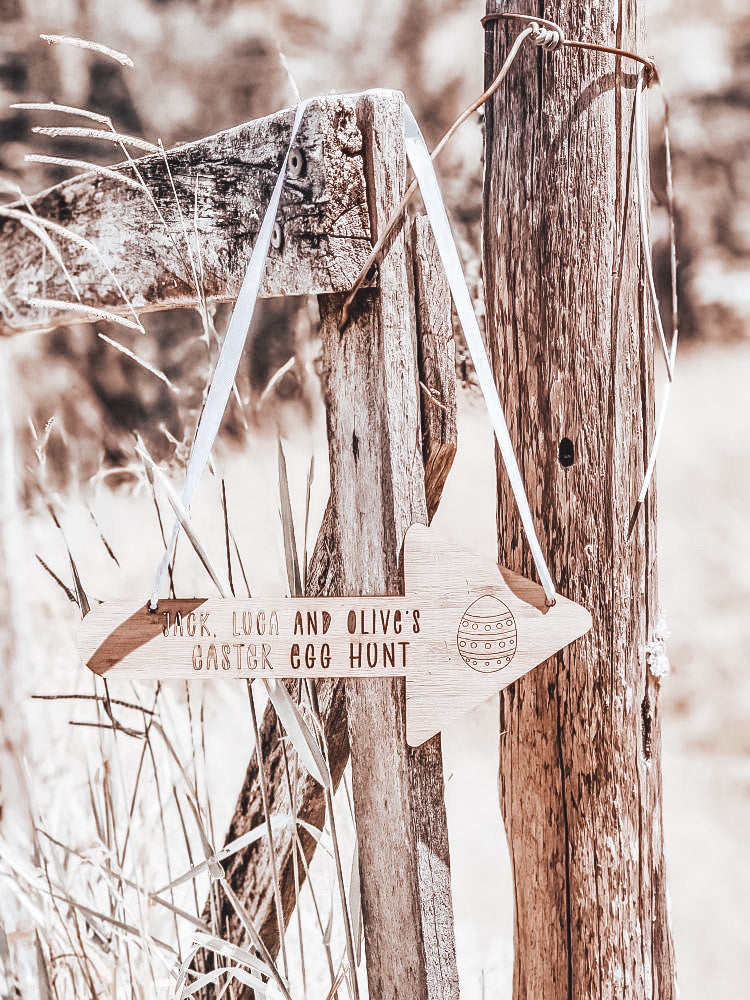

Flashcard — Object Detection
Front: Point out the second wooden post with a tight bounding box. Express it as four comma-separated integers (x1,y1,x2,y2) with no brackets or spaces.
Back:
483,3,676,997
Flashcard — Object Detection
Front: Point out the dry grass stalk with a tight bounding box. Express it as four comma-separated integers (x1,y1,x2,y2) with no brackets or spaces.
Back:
39,34,134,68
7,42,372,999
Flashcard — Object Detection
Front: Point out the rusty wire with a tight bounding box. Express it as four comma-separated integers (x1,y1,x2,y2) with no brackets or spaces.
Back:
340,12,662,330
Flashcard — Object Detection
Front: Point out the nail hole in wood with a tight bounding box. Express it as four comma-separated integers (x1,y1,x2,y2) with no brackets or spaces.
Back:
287,147,305,179
558,437,575,468
271,221,284,251
641,694,653,761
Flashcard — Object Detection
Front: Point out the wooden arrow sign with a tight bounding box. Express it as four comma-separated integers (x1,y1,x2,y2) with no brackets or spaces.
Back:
77,525,591,746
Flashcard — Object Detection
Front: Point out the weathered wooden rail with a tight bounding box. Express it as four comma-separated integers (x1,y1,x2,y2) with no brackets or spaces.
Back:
0,96,371,334
1,91,459,999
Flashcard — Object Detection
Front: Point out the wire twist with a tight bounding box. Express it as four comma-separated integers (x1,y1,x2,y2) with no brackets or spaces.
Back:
482,11,658,78
528,21,564,52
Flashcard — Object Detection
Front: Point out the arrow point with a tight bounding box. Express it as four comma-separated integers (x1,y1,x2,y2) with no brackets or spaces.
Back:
403,525,592,747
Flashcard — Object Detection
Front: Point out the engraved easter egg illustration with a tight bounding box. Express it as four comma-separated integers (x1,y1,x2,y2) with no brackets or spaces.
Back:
457,595,517,673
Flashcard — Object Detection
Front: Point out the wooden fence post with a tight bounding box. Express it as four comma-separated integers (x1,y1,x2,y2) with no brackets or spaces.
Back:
204,92,461,1000
482,3,676,997
205,213,458,999
315,90,459,1000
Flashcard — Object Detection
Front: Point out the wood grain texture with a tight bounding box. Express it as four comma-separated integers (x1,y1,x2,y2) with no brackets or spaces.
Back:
317,90,459,1000
410,216,457,522
483,3,676,997
0,96,371,335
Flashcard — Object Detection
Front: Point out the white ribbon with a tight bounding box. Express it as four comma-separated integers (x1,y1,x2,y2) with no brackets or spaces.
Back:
149,97,555,608
403,106,557,605
149,101,309,609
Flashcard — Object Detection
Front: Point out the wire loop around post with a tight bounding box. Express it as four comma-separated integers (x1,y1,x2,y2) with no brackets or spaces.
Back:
528,21,564,52
482,11,658,79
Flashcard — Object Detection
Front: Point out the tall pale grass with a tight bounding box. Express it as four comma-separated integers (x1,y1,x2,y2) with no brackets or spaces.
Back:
0,36,361,999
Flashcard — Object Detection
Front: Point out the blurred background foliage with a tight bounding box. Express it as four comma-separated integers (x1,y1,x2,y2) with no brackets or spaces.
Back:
0,0,747,487
1,0,484,496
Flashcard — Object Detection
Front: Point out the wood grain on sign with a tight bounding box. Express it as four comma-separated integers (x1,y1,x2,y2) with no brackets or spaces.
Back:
0,96,371,335
77,525,592,746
